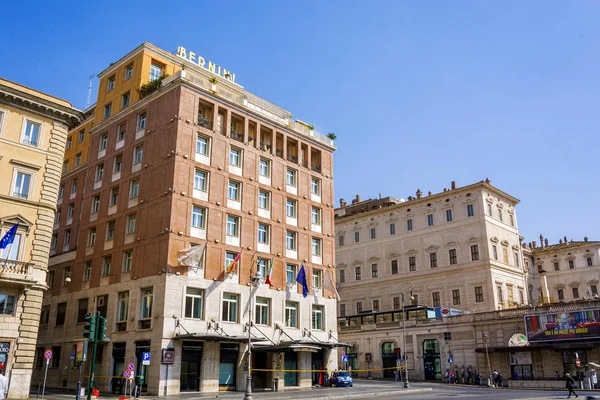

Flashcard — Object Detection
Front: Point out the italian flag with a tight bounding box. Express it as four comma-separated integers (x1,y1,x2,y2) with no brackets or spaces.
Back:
264,259,274,287
226,253,241,275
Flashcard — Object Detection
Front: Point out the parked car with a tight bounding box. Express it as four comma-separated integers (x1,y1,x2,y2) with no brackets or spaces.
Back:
330,371,353,387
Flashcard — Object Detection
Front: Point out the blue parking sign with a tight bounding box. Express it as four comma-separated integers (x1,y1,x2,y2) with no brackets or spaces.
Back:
142,352,151,361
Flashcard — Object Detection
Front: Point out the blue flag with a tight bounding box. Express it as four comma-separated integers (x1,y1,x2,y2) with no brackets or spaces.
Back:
296,264,309,298
0,224,18,249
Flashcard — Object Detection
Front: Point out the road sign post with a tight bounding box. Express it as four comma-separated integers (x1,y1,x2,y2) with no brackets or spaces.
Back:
41,350,53,399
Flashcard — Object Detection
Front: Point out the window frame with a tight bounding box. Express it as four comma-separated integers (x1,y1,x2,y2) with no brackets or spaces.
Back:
185,287,204,320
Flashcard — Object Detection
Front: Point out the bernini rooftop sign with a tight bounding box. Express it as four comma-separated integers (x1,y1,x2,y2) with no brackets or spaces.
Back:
176,46,236,84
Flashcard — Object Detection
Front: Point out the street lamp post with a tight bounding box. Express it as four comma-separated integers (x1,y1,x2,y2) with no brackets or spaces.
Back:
245,252,262,400
401,281,415,389
483,332,492,387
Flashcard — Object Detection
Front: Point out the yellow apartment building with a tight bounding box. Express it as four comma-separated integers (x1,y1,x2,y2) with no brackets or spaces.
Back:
0,78,83,398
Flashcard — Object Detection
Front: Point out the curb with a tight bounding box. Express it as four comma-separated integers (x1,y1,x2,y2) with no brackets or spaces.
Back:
276,388,433,400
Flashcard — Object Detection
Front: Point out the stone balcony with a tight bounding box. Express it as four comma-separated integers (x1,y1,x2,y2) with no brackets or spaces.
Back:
0,260,35,286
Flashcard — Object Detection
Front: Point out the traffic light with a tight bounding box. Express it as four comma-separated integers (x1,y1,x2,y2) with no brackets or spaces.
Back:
96,313,107,341
83,313,96,341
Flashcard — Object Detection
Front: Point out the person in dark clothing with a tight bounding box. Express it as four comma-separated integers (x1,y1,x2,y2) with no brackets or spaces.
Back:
566,373,579,398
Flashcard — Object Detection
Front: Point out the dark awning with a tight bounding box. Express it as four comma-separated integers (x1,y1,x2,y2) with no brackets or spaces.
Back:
253,340,351,353
475,340,600,353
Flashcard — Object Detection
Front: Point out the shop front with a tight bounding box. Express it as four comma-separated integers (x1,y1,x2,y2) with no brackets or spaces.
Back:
219,343,238,391
180,341,203,392
422,339,441,380
381,342,396,378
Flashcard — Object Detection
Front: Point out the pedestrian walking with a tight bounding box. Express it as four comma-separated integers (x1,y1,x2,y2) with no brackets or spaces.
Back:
566,373,579,398
477,372,483,387
0,370,9,400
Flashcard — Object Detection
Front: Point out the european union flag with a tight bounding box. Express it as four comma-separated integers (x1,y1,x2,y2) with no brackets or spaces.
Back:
0,224,19,249
296,264,309,298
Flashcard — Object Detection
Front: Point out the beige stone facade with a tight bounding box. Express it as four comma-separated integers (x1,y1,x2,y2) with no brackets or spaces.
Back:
0,78,82,398
33,43,339,396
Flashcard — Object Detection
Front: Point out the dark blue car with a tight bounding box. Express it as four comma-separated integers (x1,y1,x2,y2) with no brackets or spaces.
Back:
330,371,353,387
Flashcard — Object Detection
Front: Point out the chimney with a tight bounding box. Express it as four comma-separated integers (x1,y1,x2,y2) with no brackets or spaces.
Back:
428,191,432,196
544,238,549,247
355,194,361,203
559,239,563,244
451,181,457,190
416,189,422,199
339,198,347,208
564,236,567,243
539,234,544,249
585,237,589,242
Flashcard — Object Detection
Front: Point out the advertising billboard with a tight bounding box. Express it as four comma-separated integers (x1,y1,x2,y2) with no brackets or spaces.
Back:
525,308,600,342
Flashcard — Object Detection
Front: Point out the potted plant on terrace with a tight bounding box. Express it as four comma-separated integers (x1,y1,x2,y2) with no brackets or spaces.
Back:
208,77,218,92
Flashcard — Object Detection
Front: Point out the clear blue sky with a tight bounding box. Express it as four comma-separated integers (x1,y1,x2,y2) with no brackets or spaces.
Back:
2,0,599,244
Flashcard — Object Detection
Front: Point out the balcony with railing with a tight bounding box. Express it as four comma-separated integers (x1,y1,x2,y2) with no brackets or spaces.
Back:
197,102,213,130
0,260,35,284
286,138,298,163
230,115,244,143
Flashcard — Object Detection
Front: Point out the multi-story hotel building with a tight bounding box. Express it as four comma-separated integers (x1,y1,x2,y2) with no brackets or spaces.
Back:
33,43,338,395
335,180,529,380
0,78,82,398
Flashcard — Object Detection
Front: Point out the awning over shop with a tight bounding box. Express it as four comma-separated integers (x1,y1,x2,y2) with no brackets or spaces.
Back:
173,332,269,344
476,340,600,353
253,340,351,353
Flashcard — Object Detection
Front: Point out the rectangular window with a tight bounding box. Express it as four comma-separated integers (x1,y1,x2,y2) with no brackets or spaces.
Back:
107,76,115,92
498,209,503,222
12,171,32,199
95,163,104,182
488,204,493,216
106,221,115,241
226,215,239,237
452,289,461,305
514,252,520,267
471,245,480,261
149,63,162,81
255,259,267,278
371,263,378,277
553,262,559,271
311,238,321,256
286,169,297,187
285,301,298,328
141,288,153,319
355,267,361,280
196,135,208,155
22,120,40,146
370,228,376,239
467,204,475,217
449,249,457,265
122,250,133,272
133,145,143,164
67,203,75,219
311,177,320,195
427,214,434,226
255,297,270,325
312,207,321,225
222,293,238,322
92,195,100,213
192,169,207,192
257,223,270,244
117,292,129,322
104,103,112,119
137,112,147,131
129,178,140,198
432,292,440,308
446,209,453,222
50,234,57,250
497,284,503,304
227,180,240,201
509,214,514,226
77,298,88,323
409,256,416,271
110,187,119,206
393,297,400,310
259,159,270,177
354,231,360,243
492,245,498,260
99,134,108,151
430,252,438,268
258,190,270,210
75,153,82,166
121,91,130,108
126,214,136,234
62,160,68,173
339,270,346,283
312,305,324,330
185,288,204,319
591,285,598,296
192,206,205,228
286,264,296,284
65,137,72,150
312,269,322,289
389,223,396,235
0,294,16,316
502,246,509,264
587,257,593,267
391,260,398,274
64,229,71,246
373,299,380,312
569,260,574,269
356,301,363,314
572,287,580,299
84,262,92,281
407,219,413,231
56,302,66,326
339,304,346,317
338,235,344,246
286,231,296,250
88,228,96,247
125,64,133,80
229,148,241,167
102,256,112,276
557,289,564,300
78,129,85,143
286,199,296,218
59,184,65,200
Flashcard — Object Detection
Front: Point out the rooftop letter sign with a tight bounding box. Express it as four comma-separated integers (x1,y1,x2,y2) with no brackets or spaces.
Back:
176,46,236,83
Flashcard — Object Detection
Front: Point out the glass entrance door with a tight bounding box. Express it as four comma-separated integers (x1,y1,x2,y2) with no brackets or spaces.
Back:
180,360,200,391
284,352,297,387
